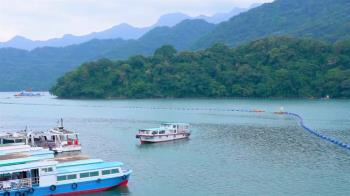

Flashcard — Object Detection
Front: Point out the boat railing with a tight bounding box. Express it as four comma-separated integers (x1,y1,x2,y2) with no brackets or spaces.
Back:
0,178,33,191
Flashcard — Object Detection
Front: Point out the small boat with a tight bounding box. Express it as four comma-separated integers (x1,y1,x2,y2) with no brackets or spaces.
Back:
274,106,286,115
0,120,82,153
14,90,41,97
136,123,191,144
30,119,81,153
0,145,132,195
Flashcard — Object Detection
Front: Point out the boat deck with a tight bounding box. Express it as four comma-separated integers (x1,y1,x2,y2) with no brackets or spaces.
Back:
0,153,28,161
54,155,90,163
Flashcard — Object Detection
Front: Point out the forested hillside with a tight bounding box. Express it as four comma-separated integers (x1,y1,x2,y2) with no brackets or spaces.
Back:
194,0,350,48
51,37,350,99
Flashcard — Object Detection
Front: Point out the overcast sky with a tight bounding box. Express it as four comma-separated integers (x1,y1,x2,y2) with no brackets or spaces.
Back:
0,0,272,42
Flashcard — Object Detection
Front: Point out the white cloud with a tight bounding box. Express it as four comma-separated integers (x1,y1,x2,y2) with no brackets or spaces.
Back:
0,0,272,41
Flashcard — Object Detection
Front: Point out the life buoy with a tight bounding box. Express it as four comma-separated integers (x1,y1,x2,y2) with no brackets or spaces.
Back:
50,185,56,191
28,188,35,193
71,183,78,189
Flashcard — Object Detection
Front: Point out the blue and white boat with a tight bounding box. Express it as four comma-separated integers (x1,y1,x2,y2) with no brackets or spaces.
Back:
0,145,132,195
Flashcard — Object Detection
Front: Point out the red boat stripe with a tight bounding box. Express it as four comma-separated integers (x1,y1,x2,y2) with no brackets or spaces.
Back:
49,180,128,196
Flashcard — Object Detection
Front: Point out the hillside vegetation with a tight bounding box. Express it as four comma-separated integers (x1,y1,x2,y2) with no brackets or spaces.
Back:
194,0,350,48
51,37,350,99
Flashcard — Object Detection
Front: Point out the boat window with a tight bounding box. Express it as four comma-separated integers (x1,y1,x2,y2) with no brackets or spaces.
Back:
159,131,165,134
60,135,65,141
152,131,158,134
0,173,11,182
90,171,99,177
57,176,67,181
80,172,89,178
41,167,53,173
67,174,77,180
111,169,119,174
102,170,111,175
2,139,15,144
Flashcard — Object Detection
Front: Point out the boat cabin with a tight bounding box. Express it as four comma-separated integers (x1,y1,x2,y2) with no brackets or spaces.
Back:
138,123,190,135
0,132,28,146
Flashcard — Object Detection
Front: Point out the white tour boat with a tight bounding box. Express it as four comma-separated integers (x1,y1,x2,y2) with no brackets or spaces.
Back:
136,123,191,144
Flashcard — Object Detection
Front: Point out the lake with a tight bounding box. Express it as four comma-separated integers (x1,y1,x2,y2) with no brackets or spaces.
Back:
0,92,350,196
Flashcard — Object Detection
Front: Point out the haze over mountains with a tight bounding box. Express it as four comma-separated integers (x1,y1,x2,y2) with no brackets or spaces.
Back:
1,0,349,91
0,6,251,50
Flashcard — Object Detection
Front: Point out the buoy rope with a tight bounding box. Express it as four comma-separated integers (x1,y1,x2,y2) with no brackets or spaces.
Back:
283,112,350,150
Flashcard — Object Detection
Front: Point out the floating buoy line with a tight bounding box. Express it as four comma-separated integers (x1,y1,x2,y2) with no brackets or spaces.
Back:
283,112,350,150
1,100,347,150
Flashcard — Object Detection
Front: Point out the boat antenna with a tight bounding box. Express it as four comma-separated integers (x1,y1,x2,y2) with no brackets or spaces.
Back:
59,118,64,129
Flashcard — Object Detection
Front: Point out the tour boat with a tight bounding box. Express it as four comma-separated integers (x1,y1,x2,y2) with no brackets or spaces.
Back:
14,90,41,97
0,145,132,196
136,123,190,144
29,126,82,153
0,120,81,153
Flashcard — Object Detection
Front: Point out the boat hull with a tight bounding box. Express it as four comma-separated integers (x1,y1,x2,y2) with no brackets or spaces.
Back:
0,174,130,196
139,133,190,144
52,145,82,153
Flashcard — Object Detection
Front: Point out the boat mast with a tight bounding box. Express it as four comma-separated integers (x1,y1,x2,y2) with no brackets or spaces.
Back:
59,118,64,129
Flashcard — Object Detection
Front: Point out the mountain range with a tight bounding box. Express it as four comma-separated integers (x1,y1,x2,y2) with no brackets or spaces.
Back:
0,6,251,50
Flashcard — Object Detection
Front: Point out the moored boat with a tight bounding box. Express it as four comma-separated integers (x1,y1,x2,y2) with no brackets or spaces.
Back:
0,120,82,153
136,123,190,144
14,90,41,97
0,145,131,195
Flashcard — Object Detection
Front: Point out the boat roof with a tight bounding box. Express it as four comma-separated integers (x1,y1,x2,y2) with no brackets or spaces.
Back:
0,145,47,156
0,131,28,140
0,147,54,167
140,128,163,131
57,161,123,175
29,128,78,137
0,154,54,167
161,123,190,126
57,159,104,168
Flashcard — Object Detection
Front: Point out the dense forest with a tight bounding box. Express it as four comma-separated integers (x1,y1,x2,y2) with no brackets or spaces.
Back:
51,37,350,99
195,0,350,48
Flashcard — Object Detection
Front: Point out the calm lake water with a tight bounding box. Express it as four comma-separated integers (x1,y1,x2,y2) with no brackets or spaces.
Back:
0,92,350,196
